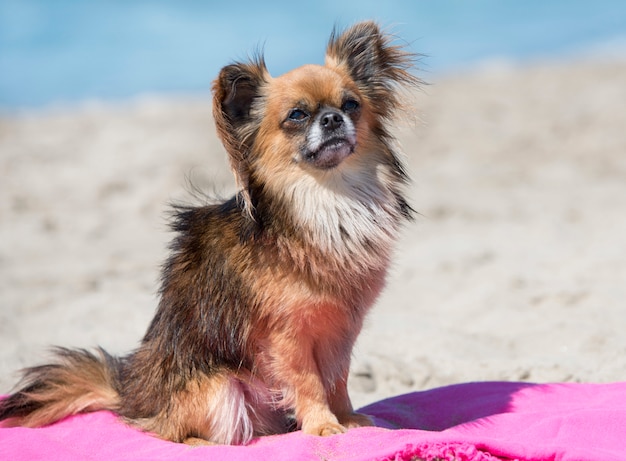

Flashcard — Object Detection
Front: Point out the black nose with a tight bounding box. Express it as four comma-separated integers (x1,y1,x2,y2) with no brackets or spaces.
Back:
320,111,343,131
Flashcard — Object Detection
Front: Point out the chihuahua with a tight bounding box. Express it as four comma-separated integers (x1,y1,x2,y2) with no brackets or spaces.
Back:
0,21,418,445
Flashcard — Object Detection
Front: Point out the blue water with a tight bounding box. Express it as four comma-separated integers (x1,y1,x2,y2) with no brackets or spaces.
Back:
1,0,625,109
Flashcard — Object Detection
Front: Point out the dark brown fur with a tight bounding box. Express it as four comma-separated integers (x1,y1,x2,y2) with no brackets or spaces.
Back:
0,21,419,445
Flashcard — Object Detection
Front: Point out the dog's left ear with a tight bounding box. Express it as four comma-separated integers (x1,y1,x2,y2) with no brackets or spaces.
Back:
212,56,269,216
326,21,418,118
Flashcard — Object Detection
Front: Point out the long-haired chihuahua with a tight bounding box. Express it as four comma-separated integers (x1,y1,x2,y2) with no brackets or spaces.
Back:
0,21,418,445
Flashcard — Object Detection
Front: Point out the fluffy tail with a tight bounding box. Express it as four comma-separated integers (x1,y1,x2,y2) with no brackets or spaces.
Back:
0,347,121,427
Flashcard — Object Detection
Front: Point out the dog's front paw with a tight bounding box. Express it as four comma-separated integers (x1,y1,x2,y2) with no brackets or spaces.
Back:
339,412,374,429
303,421,347,436
183,437,216,447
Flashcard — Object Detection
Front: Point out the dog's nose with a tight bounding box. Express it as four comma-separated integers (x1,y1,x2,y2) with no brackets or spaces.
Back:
320,111,343,131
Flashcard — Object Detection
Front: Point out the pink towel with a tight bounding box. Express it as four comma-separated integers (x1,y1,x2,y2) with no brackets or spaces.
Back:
1,381,625,460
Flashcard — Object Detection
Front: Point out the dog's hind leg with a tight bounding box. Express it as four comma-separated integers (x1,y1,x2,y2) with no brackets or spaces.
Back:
133,371,287,445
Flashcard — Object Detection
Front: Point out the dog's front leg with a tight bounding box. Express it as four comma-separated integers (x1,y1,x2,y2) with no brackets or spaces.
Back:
268,333,346,436
328,369,375,429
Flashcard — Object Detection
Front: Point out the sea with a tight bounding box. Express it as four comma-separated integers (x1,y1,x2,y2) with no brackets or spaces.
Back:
1,0,625,109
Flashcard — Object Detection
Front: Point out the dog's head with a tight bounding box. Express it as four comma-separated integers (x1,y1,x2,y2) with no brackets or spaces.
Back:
212,21,418,218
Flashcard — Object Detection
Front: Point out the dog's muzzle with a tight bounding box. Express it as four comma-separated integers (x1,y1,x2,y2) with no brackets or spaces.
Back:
303,110,356,169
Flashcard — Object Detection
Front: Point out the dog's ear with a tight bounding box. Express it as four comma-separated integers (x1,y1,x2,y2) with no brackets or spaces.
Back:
212,56,268,216
325,21,418,118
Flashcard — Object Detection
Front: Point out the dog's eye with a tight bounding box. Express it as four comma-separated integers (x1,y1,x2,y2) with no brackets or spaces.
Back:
342,99,360,113
287,109,309,122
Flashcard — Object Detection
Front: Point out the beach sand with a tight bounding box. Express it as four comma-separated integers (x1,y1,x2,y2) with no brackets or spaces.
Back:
1,58,625,409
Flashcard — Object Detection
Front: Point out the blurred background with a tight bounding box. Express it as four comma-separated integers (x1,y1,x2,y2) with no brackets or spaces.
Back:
1,0,625,111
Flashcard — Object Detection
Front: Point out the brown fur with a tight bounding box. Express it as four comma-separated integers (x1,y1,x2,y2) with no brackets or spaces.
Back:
0,21,419,445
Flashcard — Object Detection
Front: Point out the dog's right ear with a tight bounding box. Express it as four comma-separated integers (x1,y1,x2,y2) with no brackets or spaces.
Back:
212,56,268,217
326,22,418,120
